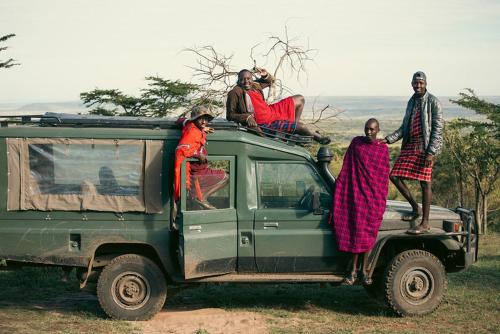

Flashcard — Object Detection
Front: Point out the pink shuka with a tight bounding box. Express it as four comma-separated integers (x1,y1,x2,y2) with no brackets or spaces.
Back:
330,136,390,253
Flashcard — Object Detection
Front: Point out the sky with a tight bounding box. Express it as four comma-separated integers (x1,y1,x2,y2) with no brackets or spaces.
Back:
1,0,499,103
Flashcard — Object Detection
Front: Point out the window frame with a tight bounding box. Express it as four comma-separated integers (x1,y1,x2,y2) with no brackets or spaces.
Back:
180,155,235,212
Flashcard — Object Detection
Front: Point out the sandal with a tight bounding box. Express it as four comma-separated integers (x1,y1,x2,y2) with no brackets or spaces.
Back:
402,211,421,221
342,272,357,286
406,225,431,235
314,131,331,145
359,272,373,286
316,136,331,145
195,199,216,210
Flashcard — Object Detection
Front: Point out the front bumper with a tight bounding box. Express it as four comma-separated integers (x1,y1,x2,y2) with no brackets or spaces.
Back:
454,207,479,269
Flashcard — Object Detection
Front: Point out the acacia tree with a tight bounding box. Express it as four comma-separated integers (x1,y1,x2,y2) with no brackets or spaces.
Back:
80,89,146,116
0,34,19,69
185,26,341,128
447,89,500,234
80,77,200,117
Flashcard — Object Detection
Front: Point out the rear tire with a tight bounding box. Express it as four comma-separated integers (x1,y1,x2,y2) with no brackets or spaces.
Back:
97,254,167,320
384,250,447,316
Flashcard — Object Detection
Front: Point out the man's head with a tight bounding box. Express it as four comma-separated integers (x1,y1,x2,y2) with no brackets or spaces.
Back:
364,118,380,142
411,71,427,96
237,69,253,90
190,106,214,130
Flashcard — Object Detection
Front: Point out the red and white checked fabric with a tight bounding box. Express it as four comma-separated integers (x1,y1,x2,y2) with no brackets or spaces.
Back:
329,136,390,253
390,106,433,182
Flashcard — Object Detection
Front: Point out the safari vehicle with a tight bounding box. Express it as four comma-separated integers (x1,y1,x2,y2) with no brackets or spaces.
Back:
0,113,478,320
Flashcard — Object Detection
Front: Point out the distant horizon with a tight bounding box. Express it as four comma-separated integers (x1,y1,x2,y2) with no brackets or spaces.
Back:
2,96,497,121
2,94,500,105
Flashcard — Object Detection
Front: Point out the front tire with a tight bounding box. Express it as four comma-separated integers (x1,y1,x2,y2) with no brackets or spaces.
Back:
97,254,167,320
384,250,447,316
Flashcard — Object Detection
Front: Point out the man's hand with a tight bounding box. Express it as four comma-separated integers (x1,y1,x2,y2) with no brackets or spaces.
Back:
203,127,214,134
255,67,268,78
198,154,208,164
425,154,434,167
246,114,258,128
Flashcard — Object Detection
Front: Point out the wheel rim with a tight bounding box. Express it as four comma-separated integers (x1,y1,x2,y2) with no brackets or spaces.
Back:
400,266,434,305
111,271,151,310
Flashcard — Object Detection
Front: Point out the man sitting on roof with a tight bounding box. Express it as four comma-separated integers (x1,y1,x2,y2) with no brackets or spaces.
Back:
174,106,228,210
226,68,331,144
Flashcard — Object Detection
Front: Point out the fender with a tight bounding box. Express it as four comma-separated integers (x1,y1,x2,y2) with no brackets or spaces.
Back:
367,232,463,277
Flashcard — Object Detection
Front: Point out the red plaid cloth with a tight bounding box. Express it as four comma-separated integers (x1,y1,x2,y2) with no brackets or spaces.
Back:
247,91,296,133
390,107,433,182
329,137,390,253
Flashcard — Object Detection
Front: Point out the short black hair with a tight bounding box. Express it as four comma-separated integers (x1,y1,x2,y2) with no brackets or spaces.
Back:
238,69,252,78
365,118,379,127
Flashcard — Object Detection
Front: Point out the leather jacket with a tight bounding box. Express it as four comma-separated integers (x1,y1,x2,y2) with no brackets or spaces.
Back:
385,91,444,156
226,74,275,125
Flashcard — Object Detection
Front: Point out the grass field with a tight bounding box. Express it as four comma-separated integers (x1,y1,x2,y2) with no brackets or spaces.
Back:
0,234,498,334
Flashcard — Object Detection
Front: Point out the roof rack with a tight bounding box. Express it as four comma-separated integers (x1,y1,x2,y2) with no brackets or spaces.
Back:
1,112,313,147
38,113,239,130
240,124,313,147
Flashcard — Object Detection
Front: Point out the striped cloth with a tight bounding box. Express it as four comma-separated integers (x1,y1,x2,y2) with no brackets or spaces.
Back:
390,106,433,182
330,136,390,253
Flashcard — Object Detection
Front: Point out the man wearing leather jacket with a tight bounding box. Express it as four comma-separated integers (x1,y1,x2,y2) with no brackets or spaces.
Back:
381,71,443,234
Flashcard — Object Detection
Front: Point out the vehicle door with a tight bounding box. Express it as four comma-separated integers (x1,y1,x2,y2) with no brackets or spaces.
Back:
254,161,346,273
178,156,237,279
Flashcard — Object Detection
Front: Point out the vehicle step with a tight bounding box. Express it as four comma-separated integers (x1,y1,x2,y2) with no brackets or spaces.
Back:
186,273,344,283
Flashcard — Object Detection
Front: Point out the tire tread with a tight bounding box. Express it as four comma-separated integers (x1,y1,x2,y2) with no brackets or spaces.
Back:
384,249,447,317
97,254,167,320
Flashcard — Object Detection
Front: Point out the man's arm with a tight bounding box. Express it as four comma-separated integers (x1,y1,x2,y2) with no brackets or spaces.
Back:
254,68,275,89
426,98,444,156
384,123,404,144
384,100,413,144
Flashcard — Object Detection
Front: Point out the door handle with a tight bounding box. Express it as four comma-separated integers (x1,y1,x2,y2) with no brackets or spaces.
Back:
263,222,279,229
189,225,202,232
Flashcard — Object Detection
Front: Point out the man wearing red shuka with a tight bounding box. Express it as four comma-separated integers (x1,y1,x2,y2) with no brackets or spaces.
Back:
226,68,330,144
330,119,390,285
381,71,443,234
174,106,228,210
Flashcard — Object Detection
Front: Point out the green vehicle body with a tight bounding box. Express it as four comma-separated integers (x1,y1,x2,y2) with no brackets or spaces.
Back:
0,114,478,320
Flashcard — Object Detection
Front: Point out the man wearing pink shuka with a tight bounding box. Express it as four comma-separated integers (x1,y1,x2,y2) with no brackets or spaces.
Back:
329,119,390,285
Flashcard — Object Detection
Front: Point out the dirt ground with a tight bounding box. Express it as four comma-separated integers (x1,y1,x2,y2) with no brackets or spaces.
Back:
139,307,268,334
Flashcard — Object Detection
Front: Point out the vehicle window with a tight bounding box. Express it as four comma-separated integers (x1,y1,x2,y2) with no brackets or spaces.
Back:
6,138,163,213
29,143,142,196
184,159,231,211
257,162,331,209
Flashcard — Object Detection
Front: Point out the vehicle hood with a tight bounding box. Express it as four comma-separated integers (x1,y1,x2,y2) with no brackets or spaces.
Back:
380,200,460,230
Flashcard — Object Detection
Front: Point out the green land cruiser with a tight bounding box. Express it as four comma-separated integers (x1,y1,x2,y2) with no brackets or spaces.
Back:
0,113,478,320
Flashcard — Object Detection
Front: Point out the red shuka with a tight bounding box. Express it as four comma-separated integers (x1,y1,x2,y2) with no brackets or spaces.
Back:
246,90,295,125
174,121,206,201
329,136,390,253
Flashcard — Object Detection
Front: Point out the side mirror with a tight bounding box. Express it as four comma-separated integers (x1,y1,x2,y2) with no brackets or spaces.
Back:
312,191,323,215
